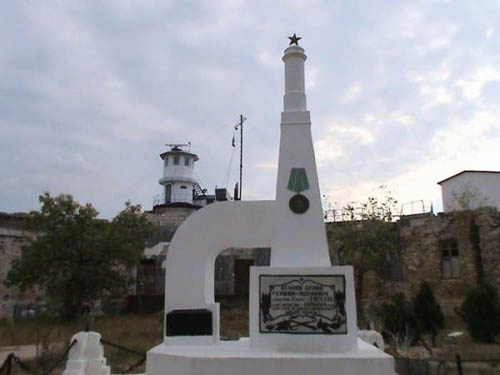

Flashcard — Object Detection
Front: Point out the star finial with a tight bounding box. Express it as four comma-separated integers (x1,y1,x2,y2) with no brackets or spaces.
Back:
288,33,301,46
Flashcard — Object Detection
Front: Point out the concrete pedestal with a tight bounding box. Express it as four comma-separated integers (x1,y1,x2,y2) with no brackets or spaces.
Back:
147,339,396,375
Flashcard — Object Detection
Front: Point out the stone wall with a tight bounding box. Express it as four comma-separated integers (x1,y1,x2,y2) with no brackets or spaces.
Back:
326,207,500,327
6,203,494,319
145,205,198,227
396,213,479,299
0,213,41,319
475,207,500,288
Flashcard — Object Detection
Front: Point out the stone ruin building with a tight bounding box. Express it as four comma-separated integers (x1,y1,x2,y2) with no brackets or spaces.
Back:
1,169,498,320
0,212,41,319
326,170,500,328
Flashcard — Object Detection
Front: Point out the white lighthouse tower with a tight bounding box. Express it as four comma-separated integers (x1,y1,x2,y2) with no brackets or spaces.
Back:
158,144,199,205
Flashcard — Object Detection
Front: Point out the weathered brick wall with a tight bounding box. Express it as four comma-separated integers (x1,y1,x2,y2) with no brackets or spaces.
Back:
0,214,41,319
145,205,198,227
475,207,500,289
326,208,500,326
397,213,479,300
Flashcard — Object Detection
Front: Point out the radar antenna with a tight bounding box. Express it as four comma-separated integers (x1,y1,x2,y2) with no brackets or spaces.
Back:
165,143,191,152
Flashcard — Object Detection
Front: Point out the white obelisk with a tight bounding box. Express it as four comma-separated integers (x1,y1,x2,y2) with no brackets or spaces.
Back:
272,41,330,267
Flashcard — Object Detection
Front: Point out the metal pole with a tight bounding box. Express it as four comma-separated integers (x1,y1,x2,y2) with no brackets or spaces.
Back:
239,114,244,200
455,354,463,375
6,354,12,375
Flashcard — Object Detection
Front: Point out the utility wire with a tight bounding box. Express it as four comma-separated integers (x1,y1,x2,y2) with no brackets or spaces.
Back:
223,141,237,188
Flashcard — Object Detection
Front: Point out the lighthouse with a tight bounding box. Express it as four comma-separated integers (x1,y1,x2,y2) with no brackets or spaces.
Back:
158,144,199,205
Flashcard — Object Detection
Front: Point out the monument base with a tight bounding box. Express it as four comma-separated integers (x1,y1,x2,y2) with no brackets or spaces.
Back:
146,339,396,375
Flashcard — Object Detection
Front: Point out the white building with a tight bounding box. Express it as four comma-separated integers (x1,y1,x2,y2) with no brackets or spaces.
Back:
438,170,500,212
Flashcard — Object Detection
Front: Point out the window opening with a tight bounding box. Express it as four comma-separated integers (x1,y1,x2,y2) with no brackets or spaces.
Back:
440,239,460,279
184,157,190,166
165,184,172,203
173,156,180,165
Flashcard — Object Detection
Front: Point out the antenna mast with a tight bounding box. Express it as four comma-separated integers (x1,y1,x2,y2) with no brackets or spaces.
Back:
165,143,190,150
235,115,246,200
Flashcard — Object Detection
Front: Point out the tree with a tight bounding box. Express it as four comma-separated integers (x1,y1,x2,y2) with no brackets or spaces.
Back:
329,187,401,310
413,282,444,346
5,193,155,320
460,283,500,343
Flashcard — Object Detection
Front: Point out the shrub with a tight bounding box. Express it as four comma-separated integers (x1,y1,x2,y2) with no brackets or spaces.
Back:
460,283,500,343
379,293,416,343
413,282,444,346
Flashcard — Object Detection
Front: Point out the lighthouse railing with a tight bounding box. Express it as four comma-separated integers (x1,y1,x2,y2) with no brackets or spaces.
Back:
152,192,195,206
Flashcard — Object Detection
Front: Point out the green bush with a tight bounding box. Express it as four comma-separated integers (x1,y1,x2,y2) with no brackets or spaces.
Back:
413,282,444,345
460,283,500,343
380,293,416,340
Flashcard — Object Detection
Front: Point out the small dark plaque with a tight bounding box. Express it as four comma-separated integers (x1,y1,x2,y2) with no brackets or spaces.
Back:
259,275,347,334
289,194,309,214
166,309,212,336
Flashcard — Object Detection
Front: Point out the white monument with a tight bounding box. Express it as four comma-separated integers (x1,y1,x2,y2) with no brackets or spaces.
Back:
147,35,396,375
63,332,110,375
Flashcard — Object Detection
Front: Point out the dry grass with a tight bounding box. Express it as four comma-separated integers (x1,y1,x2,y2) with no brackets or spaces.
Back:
0,303,250,348
91,313,164,352
0,303,250,373
0,317,80,347
218,297,249,340
0,313,164,374
0,313,164,349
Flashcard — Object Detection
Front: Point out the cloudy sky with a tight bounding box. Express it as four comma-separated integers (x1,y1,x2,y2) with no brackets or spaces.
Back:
1,0,499,219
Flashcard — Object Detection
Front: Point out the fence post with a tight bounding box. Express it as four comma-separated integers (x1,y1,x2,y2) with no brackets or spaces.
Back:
6,354,12,375
455,354,463,375
0,354,19,375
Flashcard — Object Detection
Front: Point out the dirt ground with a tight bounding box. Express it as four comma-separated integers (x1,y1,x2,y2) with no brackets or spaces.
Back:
218,296,249,339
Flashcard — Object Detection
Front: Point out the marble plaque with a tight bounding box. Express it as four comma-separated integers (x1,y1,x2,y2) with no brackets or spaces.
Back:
166,309,212,336
259,274,347,334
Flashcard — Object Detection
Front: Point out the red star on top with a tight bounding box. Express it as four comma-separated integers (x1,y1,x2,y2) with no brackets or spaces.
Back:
288,33,301,46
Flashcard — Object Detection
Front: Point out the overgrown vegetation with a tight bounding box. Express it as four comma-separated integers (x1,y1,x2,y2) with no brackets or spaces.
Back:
459,283,500,343
413,282,444,346
329,187,401,305
379,293,416,352
4,193,155,320
379,282,444,352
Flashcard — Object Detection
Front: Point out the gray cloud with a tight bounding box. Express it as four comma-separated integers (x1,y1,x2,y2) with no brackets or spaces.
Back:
1,0,500,217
